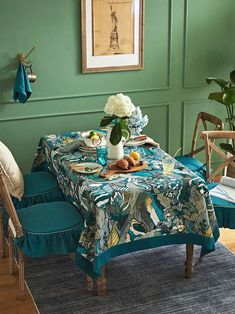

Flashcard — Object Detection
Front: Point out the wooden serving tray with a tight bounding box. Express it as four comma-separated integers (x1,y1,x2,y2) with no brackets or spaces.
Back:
100,161,148,178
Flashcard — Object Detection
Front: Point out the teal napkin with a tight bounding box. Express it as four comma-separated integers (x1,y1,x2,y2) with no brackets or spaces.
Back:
13,64,32,103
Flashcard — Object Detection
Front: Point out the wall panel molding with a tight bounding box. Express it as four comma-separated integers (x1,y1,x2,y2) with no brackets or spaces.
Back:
166,0,172,89
181,98,208,154
142,103,170,151
0,102,169,123
0,87,168,106
182,0,205,89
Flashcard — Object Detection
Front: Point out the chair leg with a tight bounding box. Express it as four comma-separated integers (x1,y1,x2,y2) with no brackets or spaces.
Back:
185,244,194,279
87,275,94,292
8,230,14,275
96,265,106,296
0,211,5,258
18,249,25,301
69,253,75,260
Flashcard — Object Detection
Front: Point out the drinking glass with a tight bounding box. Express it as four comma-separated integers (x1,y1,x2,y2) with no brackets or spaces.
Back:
163,156,175,175
96,146,108,166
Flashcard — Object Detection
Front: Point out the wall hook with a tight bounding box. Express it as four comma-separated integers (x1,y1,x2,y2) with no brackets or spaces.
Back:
18,46,36,67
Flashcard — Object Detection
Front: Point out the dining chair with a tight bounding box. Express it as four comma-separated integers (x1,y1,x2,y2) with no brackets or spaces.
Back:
0,163,84,300
200,130,235,229
175,112,224,179
0,141,64,258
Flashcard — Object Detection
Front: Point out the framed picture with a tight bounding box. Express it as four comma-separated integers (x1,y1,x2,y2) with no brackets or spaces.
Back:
81,0,144,73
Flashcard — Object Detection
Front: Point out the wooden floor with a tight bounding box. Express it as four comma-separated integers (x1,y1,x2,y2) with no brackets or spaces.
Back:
0,229,234,314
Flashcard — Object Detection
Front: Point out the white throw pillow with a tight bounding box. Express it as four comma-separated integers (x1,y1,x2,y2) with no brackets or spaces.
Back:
0,141,24,200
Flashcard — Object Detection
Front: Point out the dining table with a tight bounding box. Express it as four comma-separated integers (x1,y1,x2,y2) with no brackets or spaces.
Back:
32,129,220,295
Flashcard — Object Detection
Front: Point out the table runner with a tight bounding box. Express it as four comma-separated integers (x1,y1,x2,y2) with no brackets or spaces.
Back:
32,130,219,277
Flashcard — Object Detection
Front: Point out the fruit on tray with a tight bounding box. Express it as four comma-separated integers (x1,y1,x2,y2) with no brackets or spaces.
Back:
124,155,135,166
110,155,143,170
130,151,141,160
116,159,129,170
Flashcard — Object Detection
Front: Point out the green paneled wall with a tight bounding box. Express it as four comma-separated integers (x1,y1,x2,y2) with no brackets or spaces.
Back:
0,0,234,173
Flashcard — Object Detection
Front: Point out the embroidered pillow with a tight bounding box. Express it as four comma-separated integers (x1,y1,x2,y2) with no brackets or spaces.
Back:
0,141,24,200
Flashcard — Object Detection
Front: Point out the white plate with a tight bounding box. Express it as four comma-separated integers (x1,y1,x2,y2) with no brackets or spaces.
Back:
78,145,96,153
124,139,147,147
70,162,103,174
81,131,106,148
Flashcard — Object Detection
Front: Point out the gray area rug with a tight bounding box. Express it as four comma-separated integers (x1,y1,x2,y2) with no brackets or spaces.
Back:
25,243,235,314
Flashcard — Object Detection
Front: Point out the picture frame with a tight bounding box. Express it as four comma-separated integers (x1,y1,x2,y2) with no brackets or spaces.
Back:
81,0,144,73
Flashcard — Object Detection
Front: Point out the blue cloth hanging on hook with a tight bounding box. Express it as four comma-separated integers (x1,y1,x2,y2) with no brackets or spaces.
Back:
13,64,32,103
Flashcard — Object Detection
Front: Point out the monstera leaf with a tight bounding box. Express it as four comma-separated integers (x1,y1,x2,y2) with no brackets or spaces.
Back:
206,77,230,89
206,71,235,133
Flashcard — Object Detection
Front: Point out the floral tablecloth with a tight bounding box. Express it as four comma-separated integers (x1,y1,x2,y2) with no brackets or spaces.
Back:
32,130,220,277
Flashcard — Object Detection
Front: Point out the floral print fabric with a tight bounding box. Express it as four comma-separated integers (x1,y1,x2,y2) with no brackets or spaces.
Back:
32,130,219,275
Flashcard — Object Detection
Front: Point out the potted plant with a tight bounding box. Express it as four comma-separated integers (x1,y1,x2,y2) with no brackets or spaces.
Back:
206,70,235,155
100,93,135,159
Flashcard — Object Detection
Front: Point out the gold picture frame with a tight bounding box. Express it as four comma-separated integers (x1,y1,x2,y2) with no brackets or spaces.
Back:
81,0,144,73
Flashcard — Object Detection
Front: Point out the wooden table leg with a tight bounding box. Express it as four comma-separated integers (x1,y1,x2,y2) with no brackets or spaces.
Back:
87,275,94,292
96,266,106,296
185,244,194,279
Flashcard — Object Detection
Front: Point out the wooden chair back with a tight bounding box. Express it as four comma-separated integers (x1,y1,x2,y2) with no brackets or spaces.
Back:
0,164,23,237
200,130,235,181
186,112,224,157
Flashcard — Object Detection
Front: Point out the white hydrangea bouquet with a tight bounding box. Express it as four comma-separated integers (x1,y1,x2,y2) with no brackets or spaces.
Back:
127,106,149,136
100,93,135,145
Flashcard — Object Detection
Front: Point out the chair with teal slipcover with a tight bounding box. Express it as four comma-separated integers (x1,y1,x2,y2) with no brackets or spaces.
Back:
201,130,235,229
175,112,224,180
0,163,84,300
0,140,64,258
13,171,64,209
1,172,65,258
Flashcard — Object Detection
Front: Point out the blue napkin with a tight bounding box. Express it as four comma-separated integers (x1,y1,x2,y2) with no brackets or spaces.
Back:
13,64,32,103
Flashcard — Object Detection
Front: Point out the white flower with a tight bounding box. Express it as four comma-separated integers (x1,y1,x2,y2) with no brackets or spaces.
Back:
104,93,135,118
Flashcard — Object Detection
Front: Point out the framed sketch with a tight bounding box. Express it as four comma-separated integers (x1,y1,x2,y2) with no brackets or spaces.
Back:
81,0,144,73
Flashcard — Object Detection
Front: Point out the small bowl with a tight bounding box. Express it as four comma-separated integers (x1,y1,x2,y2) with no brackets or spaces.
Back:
81,131,106,148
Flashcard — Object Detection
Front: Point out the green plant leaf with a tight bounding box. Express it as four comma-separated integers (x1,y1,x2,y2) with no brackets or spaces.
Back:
110,123,122,145
100,116,115,127
219,143,235,155
120,119,130,140
208,92,225,104
230,70,235,84
206,77,229,89
222,88,235,105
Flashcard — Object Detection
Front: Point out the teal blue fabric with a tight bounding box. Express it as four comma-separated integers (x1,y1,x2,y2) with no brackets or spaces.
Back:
13,64,32,103
75,230,220,278
207,182,235,229
31,130,221,278
13,171,64,210
15,201,84,257
175,156,206,179
4,171,64,238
